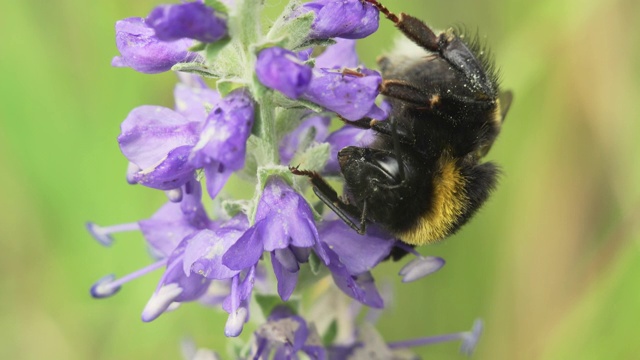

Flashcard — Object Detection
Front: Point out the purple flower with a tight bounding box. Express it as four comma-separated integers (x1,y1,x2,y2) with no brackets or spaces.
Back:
306,0,379,40
251,306,326,359
222,266,256,336
315,38,360,69
222,177,328,300
112,17,200,74
146,2,227,43
139,177,211,256
256,47,312,99
302,68,387,121
279,114,331,164
141,239,212,322
318,220,395,307
118,105,201,190
189,88,255,198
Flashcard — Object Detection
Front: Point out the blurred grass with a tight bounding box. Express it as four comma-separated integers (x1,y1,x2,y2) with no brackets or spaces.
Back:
0,0,639,359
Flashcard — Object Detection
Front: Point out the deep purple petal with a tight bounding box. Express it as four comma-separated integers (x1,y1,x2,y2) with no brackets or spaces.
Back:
310,0,379,40
256,47,312,99
319,220,394,274
302,68,386,121
118,105,200,169
222,222,265,270
324,245,383,308
315,38,359,69
113,17,199,74
271,252,299,301
274,248,300,272
146,2,227,43
131,145,197,190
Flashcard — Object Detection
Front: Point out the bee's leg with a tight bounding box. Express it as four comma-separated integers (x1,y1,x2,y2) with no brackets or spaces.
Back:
337,115,415,147
289,167,367,234
362,0,440,52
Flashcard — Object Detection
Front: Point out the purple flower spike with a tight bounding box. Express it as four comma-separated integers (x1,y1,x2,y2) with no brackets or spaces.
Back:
190,89,255,199
146,2,227,43
308,0,379,40
302,68,387,121
256,47,312,99
112,17,199,74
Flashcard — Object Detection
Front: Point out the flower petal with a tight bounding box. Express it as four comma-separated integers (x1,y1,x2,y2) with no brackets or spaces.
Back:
146,2,227,43
256,47,312,99
271,252,299,301
113,17,199,74
118,105,200,170
222,221,265,270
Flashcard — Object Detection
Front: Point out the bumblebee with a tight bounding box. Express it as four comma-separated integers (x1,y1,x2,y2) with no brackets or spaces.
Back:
292,0,512,245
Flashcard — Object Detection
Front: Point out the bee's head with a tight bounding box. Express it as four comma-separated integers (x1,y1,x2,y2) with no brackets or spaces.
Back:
338,146,402,199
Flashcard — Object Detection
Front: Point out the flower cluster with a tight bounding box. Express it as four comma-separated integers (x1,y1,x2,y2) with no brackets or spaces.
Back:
90,0,483,358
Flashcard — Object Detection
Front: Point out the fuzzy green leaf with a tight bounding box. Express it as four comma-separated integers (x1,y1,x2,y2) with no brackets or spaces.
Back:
172,62,221,78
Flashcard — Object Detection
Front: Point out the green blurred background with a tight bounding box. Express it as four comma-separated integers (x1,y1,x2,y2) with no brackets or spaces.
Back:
1,0,639,359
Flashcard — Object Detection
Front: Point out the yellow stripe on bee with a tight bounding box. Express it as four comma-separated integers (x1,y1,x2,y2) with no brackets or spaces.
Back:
397,155,468,245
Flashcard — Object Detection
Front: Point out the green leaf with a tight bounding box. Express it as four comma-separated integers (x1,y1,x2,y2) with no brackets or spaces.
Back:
171,62,221,78
308,251,322,275
205,37,231,62
216,79,242,96
204,0,229,14
322,320,338,347
188,42,207,52
266,11,315,50
290,143,330,173
221,199,250,217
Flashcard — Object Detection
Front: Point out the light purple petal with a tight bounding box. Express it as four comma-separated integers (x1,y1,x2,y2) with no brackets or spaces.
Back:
399,256,445,283
315,38,359,68
113,17,199,74
256,47,312,99
271,252,299,301
174,82,221,123
183,229,243,280
146,2,227,43
131,145,197,190
119,105,200,169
